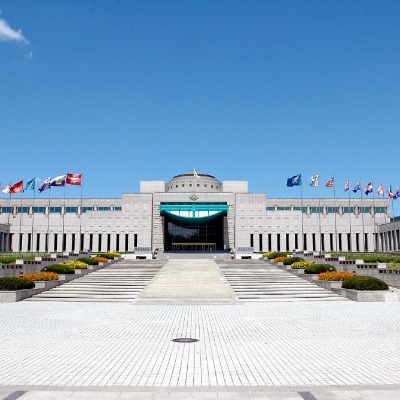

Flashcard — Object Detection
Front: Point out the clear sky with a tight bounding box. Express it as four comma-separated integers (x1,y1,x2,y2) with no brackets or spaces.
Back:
1,1,400,206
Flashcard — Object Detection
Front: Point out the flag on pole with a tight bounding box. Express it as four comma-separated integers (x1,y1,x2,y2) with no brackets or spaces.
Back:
386,185,395,199
25,178,35,191
287,174,302,187
9,180,23,194
66,173,83,186
325,177,334,187
353,181,361,193
38,177,52,193
309,174,319,187
376,183,384,195
365,182,373,195
344,179,350,192
50,175,66,187
395,187,400,200
1,184,11,194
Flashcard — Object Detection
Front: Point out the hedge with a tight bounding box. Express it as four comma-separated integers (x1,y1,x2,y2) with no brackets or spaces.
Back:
283,257,303,265
264,252,287,259
42,264,75,274
304,264,336,274
0,277,35,291
342,276,389,291
78,257,99,265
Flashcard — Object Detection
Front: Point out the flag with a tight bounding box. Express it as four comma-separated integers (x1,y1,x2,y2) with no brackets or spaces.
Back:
287,174,302,187
344,179,350,192
365,182,373,195
376,183,384,195
193,169,199,179
38,177,52,193
50,175,66,187
1,184,11,194
309,174,319,187
66,173,82,186
395,187,400,200
353,181,361,193
25,178,35,191
386,185,395,199
9,180,23,194
325,177,334,187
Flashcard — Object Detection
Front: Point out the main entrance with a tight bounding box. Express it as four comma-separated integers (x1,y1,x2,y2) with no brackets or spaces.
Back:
160,203,228,252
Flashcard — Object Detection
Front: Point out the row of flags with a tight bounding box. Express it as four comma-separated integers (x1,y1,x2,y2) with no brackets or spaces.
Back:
0,173,82,195
287,174,400,199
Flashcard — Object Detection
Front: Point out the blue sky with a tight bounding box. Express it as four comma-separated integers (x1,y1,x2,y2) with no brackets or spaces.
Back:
1,0,400,205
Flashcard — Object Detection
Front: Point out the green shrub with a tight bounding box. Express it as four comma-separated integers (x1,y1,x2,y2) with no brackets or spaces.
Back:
97,253,114,259
0,277,35,290
342,276,389,291
266,252,286,259
283,257,303,265
304,264,336,274
78,257,99,265
0,256,17,264
42,264,75,274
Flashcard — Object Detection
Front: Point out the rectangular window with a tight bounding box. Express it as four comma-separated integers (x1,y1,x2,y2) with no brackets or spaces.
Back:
327,207,338,213
82,206,94,213
330,233,334,251
294,234,298,250
312,233,316,251
266,206,275,211
49,207,62,213
80,234,84,251
62,234,67,251
33,207,45,213
45,233,49,252
114,207,122,211
72,234,76,252
125,234,129,252
17,207,29,213
116,234,120,252
107,234,111,252
98,234,102,252
89,234,93,250
250,234,254,248
338,233,342,252
54,234,58,252
19,234,23,252
277,234,281,251
286,233,289,252
343,207,355,213
98,206,111,211
321,233,325,251
347,233,352,252
36,233,40,252
268,234,272,251
27,233,32,252
65,207,78,213
303,234,307,251
364,233,368,252
259,234,263,252
1,207,12,213
356,233,360,252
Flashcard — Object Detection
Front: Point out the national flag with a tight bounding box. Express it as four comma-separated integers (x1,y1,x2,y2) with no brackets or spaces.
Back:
66,173,83,186
353,181,361,193
309,174,319,187
365,182,373,195
38,177,52,193
193,169,199,179
325,177,334,187
344,179,350,192
9,180,23,194
376,183,384,195
287,174,302,187
50,175,66,187
386,185,395,199
395,187,400,200
25,178,35,191
1,184,11,194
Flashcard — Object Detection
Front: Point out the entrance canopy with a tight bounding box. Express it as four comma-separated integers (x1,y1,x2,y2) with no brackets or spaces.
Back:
160,202,229,223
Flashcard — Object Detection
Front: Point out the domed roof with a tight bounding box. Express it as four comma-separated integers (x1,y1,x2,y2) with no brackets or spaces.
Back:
173,169,215,179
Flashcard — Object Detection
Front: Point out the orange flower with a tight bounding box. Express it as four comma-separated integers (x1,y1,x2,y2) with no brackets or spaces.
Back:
318,271,353,281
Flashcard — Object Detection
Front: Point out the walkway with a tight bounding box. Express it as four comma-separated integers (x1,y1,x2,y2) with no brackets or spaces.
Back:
0,258,399,399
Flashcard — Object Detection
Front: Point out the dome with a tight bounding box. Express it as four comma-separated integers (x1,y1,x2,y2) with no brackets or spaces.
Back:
166,169,222,193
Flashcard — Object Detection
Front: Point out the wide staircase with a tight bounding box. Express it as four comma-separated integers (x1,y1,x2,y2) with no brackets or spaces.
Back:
25,260,165,303
25,257,347,303
217,260,347,302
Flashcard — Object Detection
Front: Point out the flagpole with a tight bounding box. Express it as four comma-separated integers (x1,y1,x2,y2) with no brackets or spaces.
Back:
19,189,23,256
372,181,377,253
360,179,365,253
347,179,352,254
7,188,12,253
79,174,83,252
31,183,36,254
46,187,51,253
333,176,338,254
63,177,66,252
300,174,304,251
318,176,322,253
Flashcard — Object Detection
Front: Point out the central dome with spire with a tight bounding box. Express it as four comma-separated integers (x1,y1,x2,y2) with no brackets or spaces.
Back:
166,169,223,193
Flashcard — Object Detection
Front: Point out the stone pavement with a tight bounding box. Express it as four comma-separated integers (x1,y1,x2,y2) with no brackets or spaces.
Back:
0,258,399,399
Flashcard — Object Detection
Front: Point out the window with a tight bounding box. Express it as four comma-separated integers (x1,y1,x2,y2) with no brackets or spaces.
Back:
65,207,78,213
327,207,338,213
49,207,62,213
1,207,12,213
33,207,45,213
17,207,29,213
82,206,94,213
343,207,355,213
375,206,386,213
98,206,111,211
114,206,122,211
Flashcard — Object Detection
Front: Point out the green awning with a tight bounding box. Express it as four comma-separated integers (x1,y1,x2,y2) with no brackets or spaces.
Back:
160,203,229,223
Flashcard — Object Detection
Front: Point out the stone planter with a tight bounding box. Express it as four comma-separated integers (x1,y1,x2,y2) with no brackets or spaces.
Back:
34,280,61,290
0,287,42,303
315,280,343,291
337,288,400,302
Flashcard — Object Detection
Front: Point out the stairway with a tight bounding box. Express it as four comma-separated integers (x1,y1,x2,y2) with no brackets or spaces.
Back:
25,260,166,303
217,260,348,302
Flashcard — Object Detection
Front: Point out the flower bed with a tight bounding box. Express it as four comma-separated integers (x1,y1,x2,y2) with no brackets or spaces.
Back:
273,256,287,263
21,272,59,281
318,271,353,281
291,260,314,269
61,260,89,269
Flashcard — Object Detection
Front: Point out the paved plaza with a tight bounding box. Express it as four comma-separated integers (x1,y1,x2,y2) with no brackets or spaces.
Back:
0,259,399,399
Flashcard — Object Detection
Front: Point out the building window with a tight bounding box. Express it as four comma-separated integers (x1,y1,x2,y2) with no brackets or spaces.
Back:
114,206,122,211
125,234,129,252
17,207,29,213
65,207,78,213
286,233,289,252
277,234,281,251
49,207,62,213
82,206,94,213
259,234,263,252
54,234,58,252
250,234,254,248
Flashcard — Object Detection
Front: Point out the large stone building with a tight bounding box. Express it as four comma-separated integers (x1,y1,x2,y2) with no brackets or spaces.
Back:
0,169,396,254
